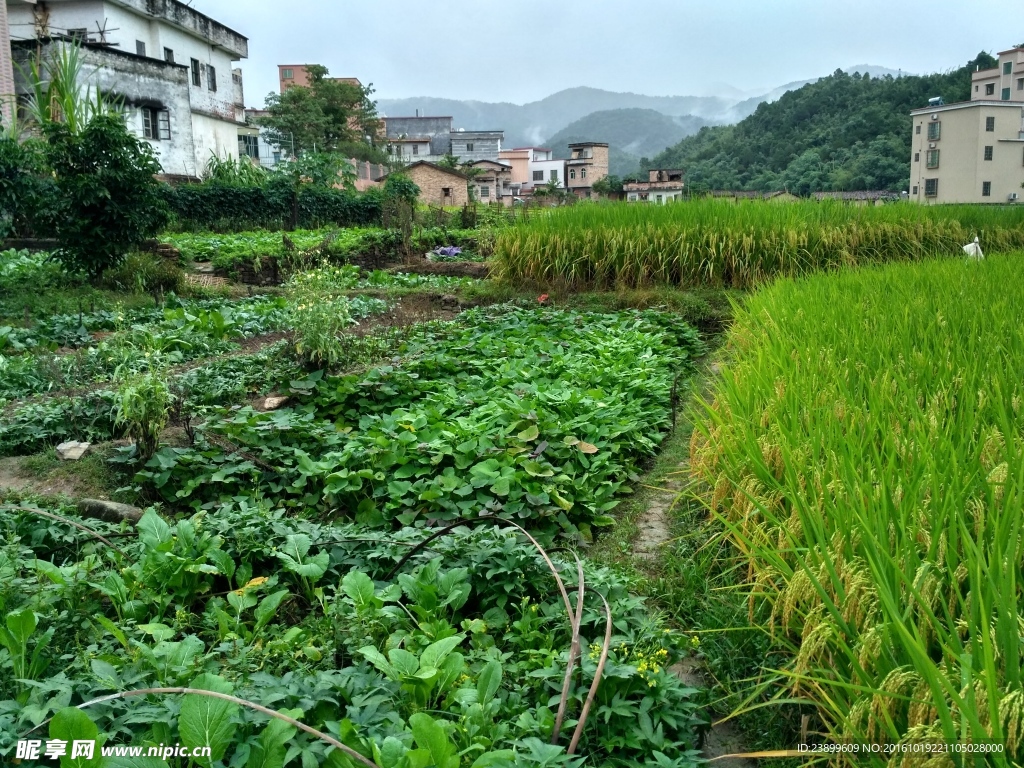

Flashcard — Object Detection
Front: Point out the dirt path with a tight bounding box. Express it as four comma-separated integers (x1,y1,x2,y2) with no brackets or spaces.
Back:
0,456,90,498
633,362,755,767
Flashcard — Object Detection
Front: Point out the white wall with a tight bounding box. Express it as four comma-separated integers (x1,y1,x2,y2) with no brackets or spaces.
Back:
526,158,563,189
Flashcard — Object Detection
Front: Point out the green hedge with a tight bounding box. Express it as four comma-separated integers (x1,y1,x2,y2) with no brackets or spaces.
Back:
161,179,385,231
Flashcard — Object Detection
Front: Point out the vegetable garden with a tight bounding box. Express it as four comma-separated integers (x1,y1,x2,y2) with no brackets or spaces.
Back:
4,191,1024,767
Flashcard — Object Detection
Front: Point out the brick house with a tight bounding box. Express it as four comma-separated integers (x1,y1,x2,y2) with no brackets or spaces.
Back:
379,161,469,206
565,142,609,198
467,159,513,204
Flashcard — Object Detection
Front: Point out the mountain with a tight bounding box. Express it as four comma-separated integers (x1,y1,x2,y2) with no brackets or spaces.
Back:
648,55,993,194
377,87,738,149
544,109,710,170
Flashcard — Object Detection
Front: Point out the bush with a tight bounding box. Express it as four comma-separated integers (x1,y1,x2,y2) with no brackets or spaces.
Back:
46,114,169,278
0,137,55,238
100,251,186,295
161,180,384,232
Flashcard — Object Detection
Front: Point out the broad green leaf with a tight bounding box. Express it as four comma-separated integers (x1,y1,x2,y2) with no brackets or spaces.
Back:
341,571,376,607
106,758,171,768
377,736,407,768
476,660,503,705
578,441,599,454
358,646,396,679
137,623,175,642
50,707,103,768
517,425,539,441
137,508,172,550
5,607,37,645
419,634,465,670
34,559,66,585
388,648,420,677
470,752,517,768
94,615,129,650
246,709,300,768
489,478,510,497
254,590,290,630
179,674,238,765
409,712,457,768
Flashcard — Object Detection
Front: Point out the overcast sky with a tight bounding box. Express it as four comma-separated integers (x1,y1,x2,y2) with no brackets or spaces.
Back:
194,0,1019,107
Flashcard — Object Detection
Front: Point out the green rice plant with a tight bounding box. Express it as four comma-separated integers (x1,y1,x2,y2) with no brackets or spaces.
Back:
690,253,1024,760
493,200,1024,290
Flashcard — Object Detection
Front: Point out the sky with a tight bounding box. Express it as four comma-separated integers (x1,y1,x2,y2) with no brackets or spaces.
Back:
193,0,1021,108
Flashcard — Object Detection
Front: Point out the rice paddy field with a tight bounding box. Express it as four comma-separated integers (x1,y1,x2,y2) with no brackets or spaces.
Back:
690,253,1024,758
493,200,1024,289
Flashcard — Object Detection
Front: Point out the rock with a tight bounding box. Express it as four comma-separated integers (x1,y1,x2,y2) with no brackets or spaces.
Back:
440,294,461,309
257,395,290,411
56,441,91,461
77,498,144,524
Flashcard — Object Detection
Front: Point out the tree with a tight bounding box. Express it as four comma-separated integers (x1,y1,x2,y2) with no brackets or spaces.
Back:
258,66,381,156
45,114,168,278
0,136,53,238
591,175,624,197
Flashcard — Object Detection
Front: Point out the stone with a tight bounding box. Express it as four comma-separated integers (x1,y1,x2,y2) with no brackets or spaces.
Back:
77,499,144,524
55,441,91,461
257,395,290,411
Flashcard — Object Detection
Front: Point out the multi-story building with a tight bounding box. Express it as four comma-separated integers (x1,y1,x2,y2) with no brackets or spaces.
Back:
450,129,502,163
0,0,16,126
910,45,1024,204
565,142,609,198
467,159,513,204
383,114,453,163
625,169,685,203
498,147,563,193
6,0,248,179
278,64,362,93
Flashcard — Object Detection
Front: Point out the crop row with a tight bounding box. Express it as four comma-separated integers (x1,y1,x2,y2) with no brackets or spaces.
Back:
0,497,705,766
493,200,1024,289
141,306,705,539
0,294,388,402
164,226,488,271
691,254,1024,754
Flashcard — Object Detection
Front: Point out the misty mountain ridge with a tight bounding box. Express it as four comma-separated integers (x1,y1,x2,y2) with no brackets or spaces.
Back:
376,65,909,149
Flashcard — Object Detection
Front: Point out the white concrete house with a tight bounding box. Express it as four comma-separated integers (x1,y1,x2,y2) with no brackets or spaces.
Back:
6,0,247,179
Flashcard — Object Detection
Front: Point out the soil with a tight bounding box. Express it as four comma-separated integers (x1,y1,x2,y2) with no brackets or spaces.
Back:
0,455,91,498
632,359,754,767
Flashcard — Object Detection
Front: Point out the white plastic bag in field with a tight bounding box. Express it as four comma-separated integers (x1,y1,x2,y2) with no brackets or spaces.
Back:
963,236,984,260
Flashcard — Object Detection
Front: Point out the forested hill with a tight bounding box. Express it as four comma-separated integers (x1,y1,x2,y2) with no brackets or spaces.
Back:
649,53,997,194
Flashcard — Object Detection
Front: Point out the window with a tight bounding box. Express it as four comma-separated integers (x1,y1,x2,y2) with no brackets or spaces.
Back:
1004,62,1013,75
272,151,282,165
282,68,294,80
569,169,576,180
915,125,921,135
926,149,939,168
67,28,87,42
550,169,558,181
580,168,586,179
975,85,979,93
442,187,452,198
986,116,995,131
912,185,919,196
532,170,543,181
986,83,996,95
208,66,217,91
141,107,170,140
984,146,994,161
191,59,201,87
466,142,474,152
164,47,174,63
927,122,941,140
479,185,489,198
136,40,147,57
240,134,259,159
914,152,920,162
924,179,938,198
1002,88,1011,101
982,181,992,197
1019,77,1024,91
412,144,419,155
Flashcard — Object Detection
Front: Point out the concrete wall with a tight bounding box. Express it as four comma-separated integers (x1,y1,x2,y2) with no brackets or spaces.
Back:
450,131,502,163
385,116,452,157
12,39,198,176
910,102,1024,204
972,48,1024,104
0,1,15,127
405,163,468,207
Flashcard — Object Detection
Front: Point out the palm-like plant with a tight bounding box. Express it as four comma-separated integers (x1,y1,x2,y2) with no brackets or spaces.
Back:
19,42,118,135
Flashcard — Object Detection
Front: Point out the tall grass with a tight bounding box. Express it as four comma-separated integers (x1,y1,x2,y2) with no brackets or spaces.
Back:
690,254,1024,759
494,200,1024,289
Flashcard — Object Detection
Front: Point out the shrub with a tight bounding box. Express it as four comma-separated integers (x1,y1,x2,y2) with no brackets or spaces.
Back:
114,368,173,460
100,251,186,295
0,137,55,238
45,114,169,278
